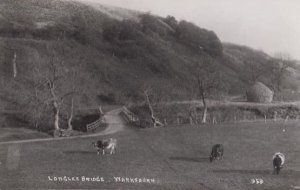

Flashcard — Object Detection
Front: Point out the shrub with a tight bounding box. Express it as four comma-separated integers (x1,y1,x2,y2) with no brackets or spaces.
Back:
97,93,116,104
163,15,178,31
139,13,170,37
102,19,122,42
119,20,143,41
175,20,223,57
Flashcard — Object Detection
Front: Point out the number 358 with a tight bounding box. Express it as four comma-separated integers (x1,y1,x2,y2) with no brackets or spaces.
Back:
251,179,263,184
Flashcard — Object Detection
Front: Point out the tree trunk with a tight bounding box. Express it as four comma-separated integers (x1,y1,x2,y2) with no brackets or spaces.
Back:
53,101,60,130
68,70,77,130
48,81,60,130
12,52,17,78
201,94,207,124
67,97,74,130
202,107,207,124
144,91,163,128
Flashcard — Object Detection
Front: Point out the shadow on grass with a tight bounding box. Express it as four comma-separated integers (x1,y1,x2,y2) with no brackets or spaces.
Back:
63,150,96,155
212,169,272,175
169,157,209,163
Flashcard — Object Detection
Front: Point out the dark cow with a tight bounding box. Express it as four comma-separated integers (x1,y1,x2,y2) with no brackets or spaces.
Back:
92,138,117,155
209,144,224,162
92,140,110,155
273,152,285,174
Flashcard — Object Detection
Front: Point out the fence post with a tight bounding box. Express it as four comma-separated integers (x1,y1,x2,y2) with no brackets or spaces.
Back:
177,118,180,125
285,115,289,123
274,111,277,122
264,115,267,123
164,118,167,125
212,116,217,124
234,116,237,123
189,116,193,125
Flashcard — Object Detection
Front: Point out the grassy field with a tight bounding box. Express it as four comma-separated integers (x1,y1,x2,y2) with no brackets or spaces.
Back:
0,127,52,142
0,121,299,190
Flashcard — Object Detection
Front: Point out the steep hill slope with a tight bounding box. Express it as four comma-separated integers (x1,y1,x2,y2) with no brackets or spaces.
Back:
0,0,223,130
0,0,299,131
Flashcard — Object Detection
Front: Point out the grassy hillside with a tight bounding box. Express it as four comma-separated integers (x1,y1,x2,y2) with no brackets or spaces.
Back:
0,0,299,131
223,43,300,95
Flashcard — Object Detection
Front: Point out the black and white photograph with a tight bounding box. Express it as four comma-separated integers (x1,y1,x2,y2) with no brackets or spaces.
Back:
0,0,299,189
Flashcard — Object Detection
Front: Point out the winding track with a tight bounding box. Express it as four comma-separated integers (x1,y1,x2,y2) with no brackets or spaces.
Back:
0,108,125,145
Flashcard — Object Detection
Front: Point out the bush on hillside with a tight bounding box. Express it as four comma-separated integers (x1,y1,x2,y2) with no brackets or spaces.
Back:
139,13,171,37
103,19,143,43
175,20,223,57
163,15,178,31
273,90,300,101
119,20,143,41
102,18,172,69
97,93,116,104
102,19,122,42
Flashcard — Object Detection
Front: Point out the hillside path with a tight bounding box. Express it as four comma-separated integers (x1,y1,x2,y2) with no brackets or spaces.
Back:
0,108,125,145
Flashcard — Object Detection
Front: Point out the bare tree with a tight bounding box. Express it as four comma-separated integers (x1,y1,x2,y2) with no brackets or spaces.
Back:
48,79,60,131
242,54,265,85
66,70,76,130
1,41,87,135
12,52,17,78
34,53,65,131
143,87,164,127
269,53,292,92
195,56,227,124
31,45,79,134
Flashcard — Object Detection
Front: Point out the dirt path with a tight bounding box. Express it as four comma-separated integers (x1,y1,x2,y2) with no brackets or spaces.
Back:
0,108,125,145
98,108,125,135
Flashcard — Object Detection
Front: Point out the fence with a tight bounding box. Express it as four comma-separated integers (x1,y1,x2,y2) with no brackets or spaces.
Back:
132,112,300,127
86,117,105,132
160,114,300,127
120,107,140,126
123,105,300,128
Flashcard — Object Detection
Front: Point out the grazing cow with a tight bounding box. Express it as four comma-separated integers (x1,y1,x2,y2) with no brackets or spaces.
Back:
92,138,117,155
209,144,224,162
273,152,285,174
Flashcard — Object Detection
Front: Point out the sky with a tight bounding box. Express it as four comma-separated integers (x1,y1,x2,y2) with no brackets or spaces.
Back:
83,0,300,60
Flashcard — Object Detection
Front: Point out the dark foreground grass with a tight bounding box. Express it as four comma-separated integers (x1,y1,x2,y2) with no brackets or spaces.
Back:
0,121,299,190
